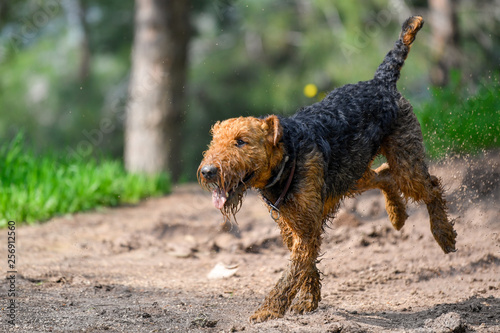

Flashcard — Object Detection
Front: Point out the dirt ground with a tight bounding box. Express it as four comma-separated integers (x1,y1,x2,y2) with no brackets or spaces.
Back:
1,150,499,332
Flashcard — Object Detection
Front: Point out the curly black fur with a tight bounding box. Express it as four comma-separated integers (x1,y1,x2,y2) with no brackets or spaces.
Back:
261,16,423,204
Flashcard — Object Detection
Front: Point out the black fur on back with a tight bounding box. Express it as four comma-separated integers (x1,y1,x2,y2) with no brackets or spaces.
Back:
279,80,401,199
262,20,416,203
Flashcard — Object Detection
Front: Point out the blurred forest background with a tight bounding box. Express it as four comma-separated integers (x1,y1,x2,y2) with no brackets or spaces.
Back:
0,0,499,186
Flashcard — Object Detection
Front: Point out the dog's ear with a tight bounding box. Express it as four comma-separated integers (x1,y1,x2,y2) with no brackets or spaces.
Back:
262,115,282,146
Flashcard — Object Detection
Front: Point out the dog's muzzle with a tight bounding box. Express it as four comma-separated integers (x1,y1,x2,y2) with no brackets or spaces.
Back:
199,164,227,209
200,164,218,182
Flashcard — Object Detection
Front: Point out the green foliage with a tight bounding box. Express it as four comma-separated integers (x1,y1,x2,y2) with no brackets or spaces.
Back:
0,133,170,227
0,1,132,157
1,0,499,183
416,72,500,158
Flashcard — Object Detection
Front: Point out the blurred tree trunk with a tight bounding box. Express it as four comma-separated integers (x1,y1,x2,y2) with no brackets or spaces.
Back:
125,0,190,181
0,2,7,24
76,0,90,81
62,0,91,80
429,0,460,86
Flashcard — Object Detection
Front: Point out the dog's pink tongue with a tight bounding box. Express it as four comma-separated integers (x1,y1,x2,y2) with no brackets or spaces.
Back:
212,188,227,210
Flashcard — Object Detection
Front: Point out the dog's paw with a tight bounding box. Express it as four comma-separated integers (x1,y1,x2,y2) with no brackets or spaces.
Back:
290,299,318,314
249,309,282,323
432,221,457,254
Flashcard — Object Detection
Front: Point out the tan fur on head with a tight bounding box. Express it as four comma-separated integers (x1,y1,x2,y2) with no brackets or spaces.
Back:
198,116,285,221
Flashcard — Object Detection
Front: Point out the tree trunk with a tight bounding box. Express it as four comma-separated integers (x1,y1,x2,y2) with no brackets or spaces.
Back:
428,0,459,86
125,0,190,181
77,0,90,81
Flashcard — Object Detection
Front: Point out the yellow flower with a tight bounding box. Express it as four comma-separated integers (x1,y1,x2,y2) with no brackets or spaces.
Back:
303,83,318,98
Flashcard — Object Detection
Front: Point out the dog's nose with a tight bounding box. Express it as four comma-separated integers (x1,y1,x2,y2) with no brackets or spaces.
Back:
200,164,218,181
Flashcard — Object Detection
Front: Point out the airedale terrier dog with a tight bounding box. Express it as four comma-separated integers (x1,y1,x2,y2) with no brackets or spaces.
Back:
198,16,457,322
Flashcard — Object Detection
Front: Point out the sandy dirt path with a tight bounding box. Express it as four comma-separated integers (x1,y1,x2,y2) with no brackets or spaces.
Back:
1,151,499,332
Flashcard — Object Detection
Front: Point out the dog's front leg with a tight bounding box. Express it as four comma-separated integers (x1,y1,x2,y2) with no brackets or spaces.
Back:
249,258,302,322
290,259,322,315
250,215,323,322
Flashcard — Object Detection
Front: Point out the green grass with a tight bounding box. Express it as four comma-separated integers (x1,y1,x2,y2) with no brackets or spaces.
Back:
416,73,500,158
0,134,170,227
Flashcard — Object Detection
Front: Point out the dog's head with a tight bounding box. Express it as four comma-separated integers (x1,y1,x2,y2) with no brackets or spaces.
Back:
198,115,283,219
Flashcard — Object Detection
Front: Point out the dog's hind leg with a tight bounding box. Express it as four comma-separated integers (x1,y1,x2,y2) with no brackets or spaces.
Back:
381,97,457,253
355,164,409,231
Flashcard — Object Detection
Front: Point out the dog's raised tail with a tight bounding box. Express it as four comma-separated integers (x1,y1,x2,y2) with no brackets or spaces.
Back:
374,16,424,87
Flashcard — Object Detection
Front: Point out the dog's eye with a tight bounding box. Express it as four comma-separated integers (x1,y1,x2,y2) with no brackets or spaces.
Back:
235,139,247,147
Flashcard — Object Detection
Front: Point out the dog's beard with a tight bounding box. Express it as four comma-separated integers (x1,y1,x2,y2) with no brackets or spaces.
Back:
205,171,254,222
211,184,245,222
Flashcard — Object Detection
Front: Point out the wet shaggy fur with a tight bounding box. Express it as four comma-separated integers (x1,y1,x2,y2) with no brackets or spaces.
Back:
198,16,457,323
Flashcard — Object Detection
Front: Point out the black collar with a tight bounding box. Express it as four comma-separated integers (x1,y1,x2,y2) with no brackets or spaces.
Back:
261,157,296,218
265,156,289,189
